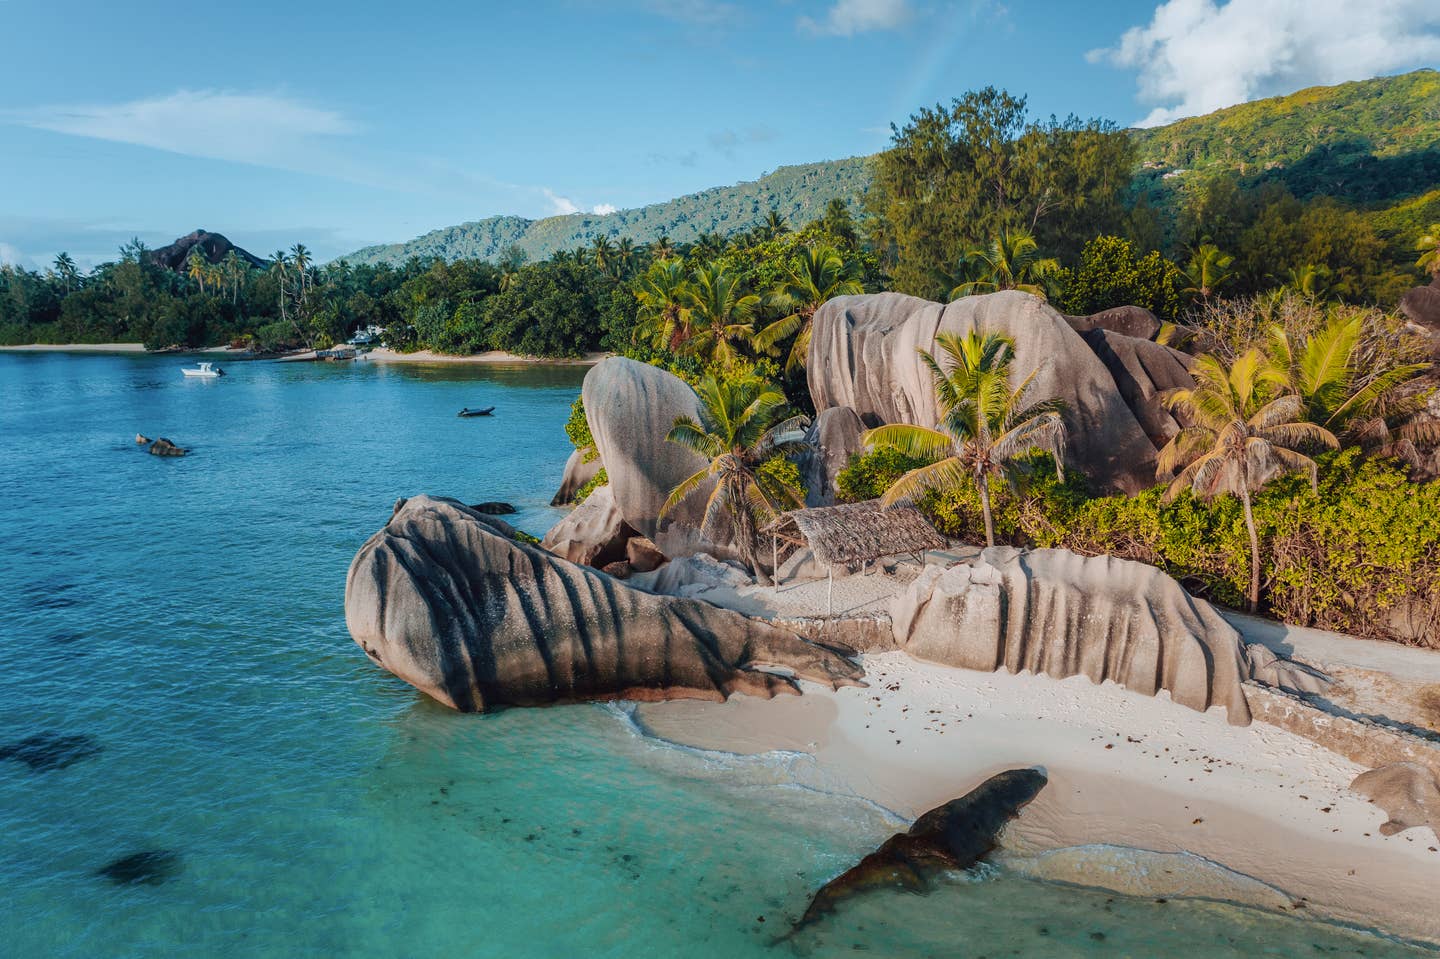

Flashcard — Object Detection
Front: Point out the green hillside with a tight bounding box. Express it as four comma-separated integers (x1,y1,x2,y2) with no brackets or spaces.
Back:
342,70,1440,267
339,157,873,266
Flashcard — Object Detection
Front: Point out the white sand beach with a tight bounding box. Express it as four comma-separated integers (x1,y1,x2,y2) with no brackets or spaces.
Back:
365,348,608,366
0,342,150,353
636,650,1440,943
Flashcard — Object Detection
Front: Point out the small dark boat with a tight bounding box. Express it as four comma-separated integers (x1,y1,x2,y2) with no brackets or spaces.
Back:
457,406,495,418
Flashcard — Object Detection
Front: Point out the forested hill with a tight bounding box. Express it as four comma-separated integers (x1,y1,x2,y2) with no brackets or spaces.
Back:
339,69,1440,267
338,157,873,266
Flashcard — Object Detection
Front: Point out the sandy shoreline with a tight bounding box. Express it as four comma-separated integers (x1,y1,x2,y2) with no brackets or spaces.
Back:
0,342,152,353
635,649,1440,945
364,348,607,366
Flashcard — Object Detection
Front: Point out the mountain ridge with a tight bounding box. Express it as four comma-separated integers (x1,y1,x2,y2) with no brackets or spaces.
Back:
339,69,1440,267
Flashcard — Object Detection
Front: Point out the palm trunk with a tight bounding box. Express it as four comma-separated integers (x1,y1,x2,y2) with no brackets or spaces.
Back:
977,471,996,548
1240,486,1260,613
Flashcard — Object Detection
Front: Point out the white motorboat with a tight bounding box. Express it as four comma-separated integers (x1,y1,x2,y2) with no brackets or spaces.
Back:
181,362,225,378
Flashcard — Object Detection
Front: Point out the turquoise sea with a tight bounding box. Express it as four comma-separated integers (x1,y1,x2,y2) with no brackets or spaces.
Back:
0,351,1433,958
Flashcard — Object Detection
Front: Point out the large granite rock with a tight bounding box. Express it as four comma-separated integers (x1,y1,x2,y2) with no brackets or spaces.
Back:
148,438,187,457
800,406,867,507
345,496,862,711
890,546,1253,724
807,292,1160,493
581,357,736,560
540,485,635,567
1081,329,1195,446
1064,305,1161,341
1351,762,1440,836
550,449,603,506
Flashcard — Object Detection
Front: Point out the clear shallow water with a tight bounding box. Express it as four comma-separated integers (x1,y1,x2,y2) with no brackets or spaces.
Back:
0,351,1433,958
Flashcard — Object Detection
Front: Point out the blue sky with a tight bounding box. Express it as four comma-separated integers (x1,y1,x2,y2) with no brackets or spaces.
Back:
3,0,1438,268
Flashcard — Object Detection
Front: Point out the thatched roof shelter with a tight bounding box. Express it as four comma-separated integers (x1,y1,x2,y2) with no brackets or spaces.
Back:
764,500,947,569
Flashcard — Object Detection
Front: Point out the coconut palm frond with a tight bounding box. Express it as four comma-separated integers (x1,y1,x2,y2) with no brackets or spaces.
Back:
879,457,969,506
863,423,952,461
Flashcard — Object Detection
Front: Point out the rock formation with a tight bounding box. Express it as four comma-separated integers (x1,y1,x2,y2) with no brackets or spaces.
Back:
580,357,736,559
550,449,602,506
539,485,636,567
799,406,867,507
345,496,863,711
1081,329,1194,446
628,552,755,598
469,501,517,515
147,229,266,273
789,768,1047,936
134,433,150,445
625,536,667,573
1064,305,1162,341
1399,277,1440,344
890,547,1254,724
148,438,187,457
1351,762,1440,836
807,291,1162,493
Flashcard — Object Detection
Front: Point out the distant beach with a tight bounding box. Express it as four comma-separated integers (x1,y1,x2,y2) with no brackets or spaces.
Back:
364,348,608,366
0,343,151,353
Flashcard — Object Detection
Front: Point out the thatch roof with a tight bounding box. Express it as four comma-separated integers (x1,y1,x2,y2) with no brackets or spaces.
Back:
764,500,947,568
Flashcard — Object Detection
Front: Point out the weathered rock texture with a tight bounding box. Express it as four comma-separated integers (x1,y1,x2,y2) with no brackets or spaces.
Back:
550,449,602,506
807,292,1161,493
540,485,635,567
1080,330,1194,447
1064,305,1161,341
1350,762,1440,836
148,438,187,457
800,406,868,507
345,496,862,711
1400,279,1440,336
890,547,1254,724
581,357,737,560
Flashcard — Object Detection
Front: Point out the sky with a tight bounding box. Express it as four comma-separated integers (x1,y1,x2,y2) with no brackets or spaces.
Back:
2,0,1438,269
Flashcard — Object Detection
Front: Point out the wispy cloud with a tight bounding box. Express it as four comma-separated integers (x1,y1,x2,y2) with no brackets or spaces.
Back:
707,125,778,156
8,89,358,167
799,0,912,36
592,203,619,215
1091,0,1440,127
542,189,581,215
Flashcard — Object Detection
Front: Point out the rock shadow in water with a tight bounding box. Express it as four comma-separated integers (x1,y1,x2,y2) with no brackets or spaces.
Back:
94,850,182,886
0,733,102,771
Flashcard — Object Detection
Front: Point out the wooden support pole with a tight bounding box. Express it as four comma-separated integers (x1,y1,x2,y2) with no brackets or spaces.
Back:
772,533,778,590
827,566,834,617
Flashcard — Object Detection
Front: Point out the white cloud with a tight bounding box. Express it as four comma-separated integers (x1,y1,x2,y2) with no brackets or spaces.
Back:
800,0,912,36
592,203,619,215
1092,0,1440,126
0,242,26,267
9,89,358,166
543,189,581,215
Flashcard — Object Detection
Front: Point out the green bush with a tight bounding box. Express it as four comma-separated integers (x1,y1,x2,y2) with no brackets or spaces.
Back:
757,454,808,506
564,396,598,462
573,469,607,505
834,447,932,503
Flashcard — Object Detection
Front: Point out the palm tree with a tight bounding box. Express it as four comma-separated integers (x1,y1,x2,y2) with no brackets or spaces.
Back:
651,235,676,261
1264,311,1436,461
270,250,290,322
1158,350,1338,612
52,252,78,292
662,375,808,582
1416,223,1440,280
290,243,312,305
186,250,209,293
758,210,789,241
818,198,857,247
632,259,694,351
681,267,759,369
590,235,616,274
1182,243,1235,301
949,228,1060,300
690,232,726,263
615,237,638,278
1282,263,1340,302
755,245,863,373
222,250,245,305
864,332,1066,548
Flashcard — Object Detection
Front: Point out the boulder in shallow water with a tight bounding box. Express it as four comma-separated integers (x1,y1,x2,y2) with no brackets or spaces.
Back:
890,547,1254,723
345,496,863,711
0,733,101,771
469,501,517,515
540,485,635,567
95,850,182,886
1351,762,1440,836
807,292,1160,493
134,433,150,445
148,438,187,457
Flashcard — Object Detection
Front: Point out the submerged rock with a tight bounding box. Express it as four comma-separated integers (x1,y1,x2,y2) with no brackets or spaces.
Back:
148,438,187,457
807,291,1163,493
790,768,1047,936
0,733,101,772
95,850,182,886
469,501,517,515
550,449,603,506
1351,763,1440,836
134,433,150,445
345,496,863,711
890,547,1254,724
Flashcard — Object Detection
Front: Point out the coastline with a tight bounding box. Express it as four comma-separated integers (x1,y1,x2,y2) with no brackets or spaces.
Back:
364,348,608,366
0,342,151,353
634,650,1440,945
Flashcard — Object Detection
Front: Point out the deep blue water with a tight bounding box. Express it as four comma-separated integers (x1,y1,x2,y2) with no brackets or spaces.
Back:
0,351,1433,958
